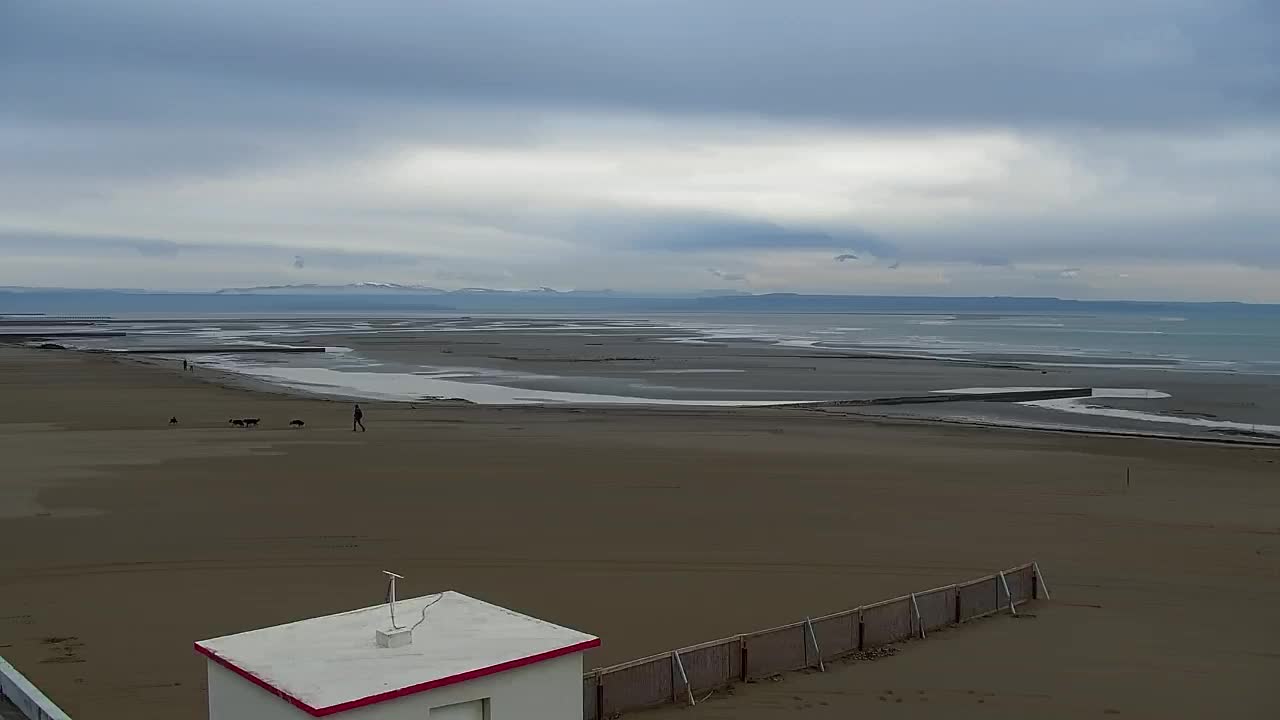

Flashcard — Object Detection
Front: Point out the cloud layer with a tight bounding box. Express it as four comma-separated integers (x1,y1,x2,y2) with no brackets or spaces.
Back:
2,1,1278,299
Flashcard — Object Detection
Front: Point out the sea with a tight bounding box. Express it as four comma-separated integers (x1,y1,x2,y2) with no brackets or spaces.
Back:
59,310,1280,373
7,304,1280,440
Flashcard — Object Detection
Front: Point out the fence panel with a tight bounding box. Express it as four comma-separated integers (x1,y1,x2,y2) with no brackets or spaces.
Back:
600,655,673,716
582,673,599,720
861,596,913,648
810,609,859,661
1004,564,1035,606
678,638,739,694
912,585,956,634
587,563,1042,718
957,575,1000,621
743,623,807,679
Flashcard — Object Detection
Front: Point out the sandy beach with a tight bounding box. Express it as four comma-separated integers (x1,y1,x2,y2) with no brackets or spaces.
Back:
2,345,1278,718
36,313,1280,441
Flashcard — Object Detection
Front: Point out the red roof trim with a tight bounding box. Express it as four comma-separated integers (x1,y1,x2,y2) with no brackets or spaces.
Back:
195,643,320,716
195,637,601,717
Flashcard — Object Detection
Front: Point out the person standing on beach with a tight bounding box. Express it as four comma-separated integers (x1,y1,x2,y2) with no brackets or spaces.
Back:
183,359,188,372
353,404,366,432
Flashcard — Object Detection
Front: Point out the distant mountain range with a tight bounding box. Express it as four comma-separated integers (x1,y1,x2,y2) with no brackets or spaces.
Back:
1,284,1275,316
216,282,450,295
212,283,745,298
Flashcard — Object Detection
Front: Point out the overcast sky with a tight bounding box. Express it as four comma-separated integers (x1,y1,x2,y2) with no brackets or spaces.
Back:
3,1,1278,299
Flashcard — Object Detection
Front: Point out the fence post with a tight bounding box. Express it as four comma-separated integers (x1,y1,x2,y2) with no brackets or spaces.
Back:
857,609,865,651
805,618,825,672
1033,561,1052,600
998,571,1017,616
672,651,695,706
740,637,749,682
595,677,604,720
849,608,858,655
910,593,926,639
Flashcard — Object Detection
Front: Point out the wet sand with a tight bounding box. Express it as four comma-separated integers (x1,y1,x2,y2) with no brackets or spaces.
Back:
55,314,1280,438
1,346,1279,719
268,322,1280,438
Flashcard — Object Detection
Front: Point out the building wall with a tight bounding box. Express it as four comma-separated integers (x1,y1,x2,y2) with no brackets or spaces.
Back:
208,661,311,720
207,653,583,720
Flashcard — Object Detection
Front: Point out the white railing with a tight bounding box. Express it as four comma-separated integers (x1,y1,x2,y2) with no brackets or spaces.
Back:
0,656,72,720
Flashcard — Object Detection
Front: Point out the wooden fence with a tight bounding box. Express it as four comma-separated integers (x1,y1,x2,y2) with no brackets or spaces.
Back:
583,561,1047,719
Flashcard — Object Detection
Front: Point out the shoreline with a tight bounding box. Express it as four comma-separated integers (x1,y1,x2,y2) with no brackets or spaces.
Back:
814,406,1280,448
95,347,1280,448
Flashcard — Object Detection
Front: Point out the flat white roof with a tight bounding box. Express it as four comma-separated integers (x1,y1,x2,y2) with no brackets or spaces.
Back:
195,591,599,717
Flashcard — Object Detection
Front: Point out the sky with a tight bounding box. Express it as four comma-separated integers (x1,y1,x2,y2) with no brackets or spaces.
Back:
2,1,1278,300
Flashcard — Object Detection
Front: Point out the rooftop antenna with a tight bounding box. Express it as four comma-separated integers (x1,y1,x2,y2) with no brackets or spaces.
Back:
382,570,405,629
376,570,415,649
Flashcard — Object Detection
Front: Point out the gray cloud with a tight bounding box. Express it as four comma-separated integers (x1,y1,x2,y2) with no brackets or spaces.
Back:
133,239,181,257
893,214,1280,268
2,2,1279,299
0,229,425,268
0,230,180,258
969,256,1014,268
5,2,1276,133
574,212,897,255
298,250,426,269
1034,267,1082,280
434,269,515,284
707,268,748,283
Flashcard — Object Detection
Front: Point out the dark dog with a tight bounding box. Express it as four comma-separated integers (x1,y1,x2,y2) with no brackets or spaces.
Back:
229,419,246,427
289,419,305,428
169,416,179,425
243,418,260,428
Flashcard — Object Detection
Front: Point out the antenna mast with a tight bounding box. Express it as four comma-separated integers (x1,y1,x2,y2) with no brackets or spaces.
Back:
382,570,405,628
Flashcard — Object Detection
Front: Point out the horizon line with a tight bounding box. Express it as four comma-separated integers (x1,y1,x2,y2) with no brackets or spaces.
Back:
1,285,1274,307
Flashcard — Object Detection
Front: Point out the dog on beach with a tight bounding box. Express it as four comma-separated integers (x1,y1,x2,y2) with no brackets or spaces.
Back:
229,419,246,427
169,416,179,425
243,418,260,428
289,419,305,428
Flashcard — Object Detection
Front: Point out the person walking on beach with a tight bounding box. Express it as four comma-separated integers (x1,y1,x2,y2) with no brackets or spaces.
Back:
183,359,189,372
353,403,366,432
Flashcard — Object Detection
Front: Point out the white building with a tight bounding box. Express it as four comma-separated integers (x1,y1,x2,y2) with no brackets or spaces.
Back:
195,591,599,720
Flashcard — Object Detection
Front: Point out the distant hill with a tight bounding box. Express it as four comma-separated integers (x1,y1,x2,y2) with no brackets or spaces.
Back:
216,282,448,295
212,283,748,299
676,293,1262,314
1,286,1275,317
0,289,456,314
